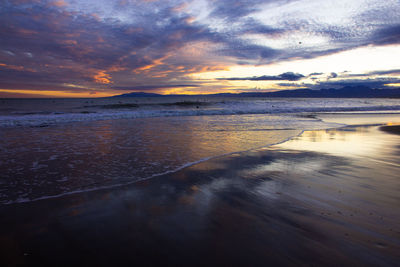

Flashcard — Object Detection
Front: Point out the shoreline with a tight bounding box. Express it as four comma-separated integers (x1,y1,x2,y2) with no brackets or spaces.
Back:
1,115,398,206
1,114,400,266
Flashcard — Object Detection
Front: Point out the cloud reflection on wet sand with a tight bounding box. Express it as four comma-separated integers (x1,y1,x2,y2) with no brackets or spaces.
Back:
0,124,399,266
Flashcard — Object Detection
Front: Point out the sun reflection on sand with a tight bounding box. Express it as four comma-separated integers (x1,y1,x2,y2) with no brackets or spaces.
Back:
277,126,398,160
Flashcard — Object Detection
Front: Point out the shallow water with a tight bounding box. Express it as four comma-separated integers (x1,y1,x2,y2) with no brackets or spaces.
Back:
0,114,340,204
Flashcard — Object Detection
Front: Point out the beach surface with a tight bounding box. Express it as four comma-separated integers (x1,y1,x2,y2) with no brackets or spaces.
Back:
0,114,400,266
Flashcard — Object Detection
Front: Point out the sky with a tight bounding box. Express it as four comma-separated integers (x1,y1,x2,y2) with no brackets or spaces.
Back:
0,0,400,97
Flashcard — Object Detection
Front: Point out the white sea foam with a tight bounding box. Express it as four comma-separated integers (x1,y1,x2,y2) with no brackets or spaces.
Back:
0,103,400,127
0,129,310,205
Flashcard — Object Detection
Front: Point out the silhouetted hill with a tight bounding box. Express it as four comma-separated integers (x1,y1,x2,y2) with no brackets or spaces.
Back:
112,86,400,98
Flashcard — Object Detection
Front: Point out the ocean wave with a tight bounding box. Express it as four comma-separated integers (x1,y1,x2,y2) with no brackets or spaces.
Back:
1,104,400,127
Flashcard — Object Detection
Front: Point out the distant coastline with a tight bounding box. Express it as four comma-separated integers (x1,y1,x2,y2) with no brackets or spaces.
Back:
112,86,400,98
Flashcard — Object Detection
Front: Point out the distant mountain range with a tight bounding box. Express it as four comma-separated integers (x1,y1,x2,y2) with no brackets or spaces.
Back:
112,86,400,98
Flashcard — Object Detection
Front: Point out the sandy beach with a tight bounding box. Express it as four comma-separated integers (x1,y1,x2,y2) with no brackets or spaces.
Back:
2,0,400,265
0,115,399,266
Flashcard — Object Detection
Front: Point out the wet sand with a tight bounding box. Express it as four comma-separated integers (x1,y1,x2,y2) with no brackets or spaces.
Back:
380,125,400,135
1,120,400,266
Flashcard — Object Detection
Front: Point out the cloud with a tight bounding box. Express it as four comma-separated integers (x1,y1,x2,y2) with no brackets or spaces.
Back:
241,19,285,36
368,69,400,76
328,69,400,79
1,0,400,95
370,24,400,45
312,78,400,90
2,50,15,56
277,82,310,88
329,72,338,79
0,1,225,91
218,72,305,81
208,0,267,21
308,72,324,76
111,84,200,91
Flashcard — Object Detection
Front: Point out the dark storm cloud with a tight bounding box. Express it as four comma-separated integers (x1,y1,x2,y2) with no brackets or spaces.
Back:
218,72,305,81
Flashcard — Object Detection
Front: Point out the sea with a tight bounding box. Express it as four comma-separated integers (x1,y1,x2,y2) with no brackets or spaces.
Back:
1,97,400,204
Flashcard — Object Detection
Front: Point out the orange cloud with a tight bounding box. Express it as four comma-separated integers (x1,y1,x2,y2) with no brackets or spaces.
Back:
12,0,41,4
0,89,114,98
63,40,78,45
93,71,112,84
49,0,68,7
172,3,188,12
0,62,36,72
15,28,38,36
133,55,170,73
183,65,230,75
91,13,101,21
0,63,24,71
108,65,127,72
64,33,81,38
184,16,196,24
125,27,143,34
